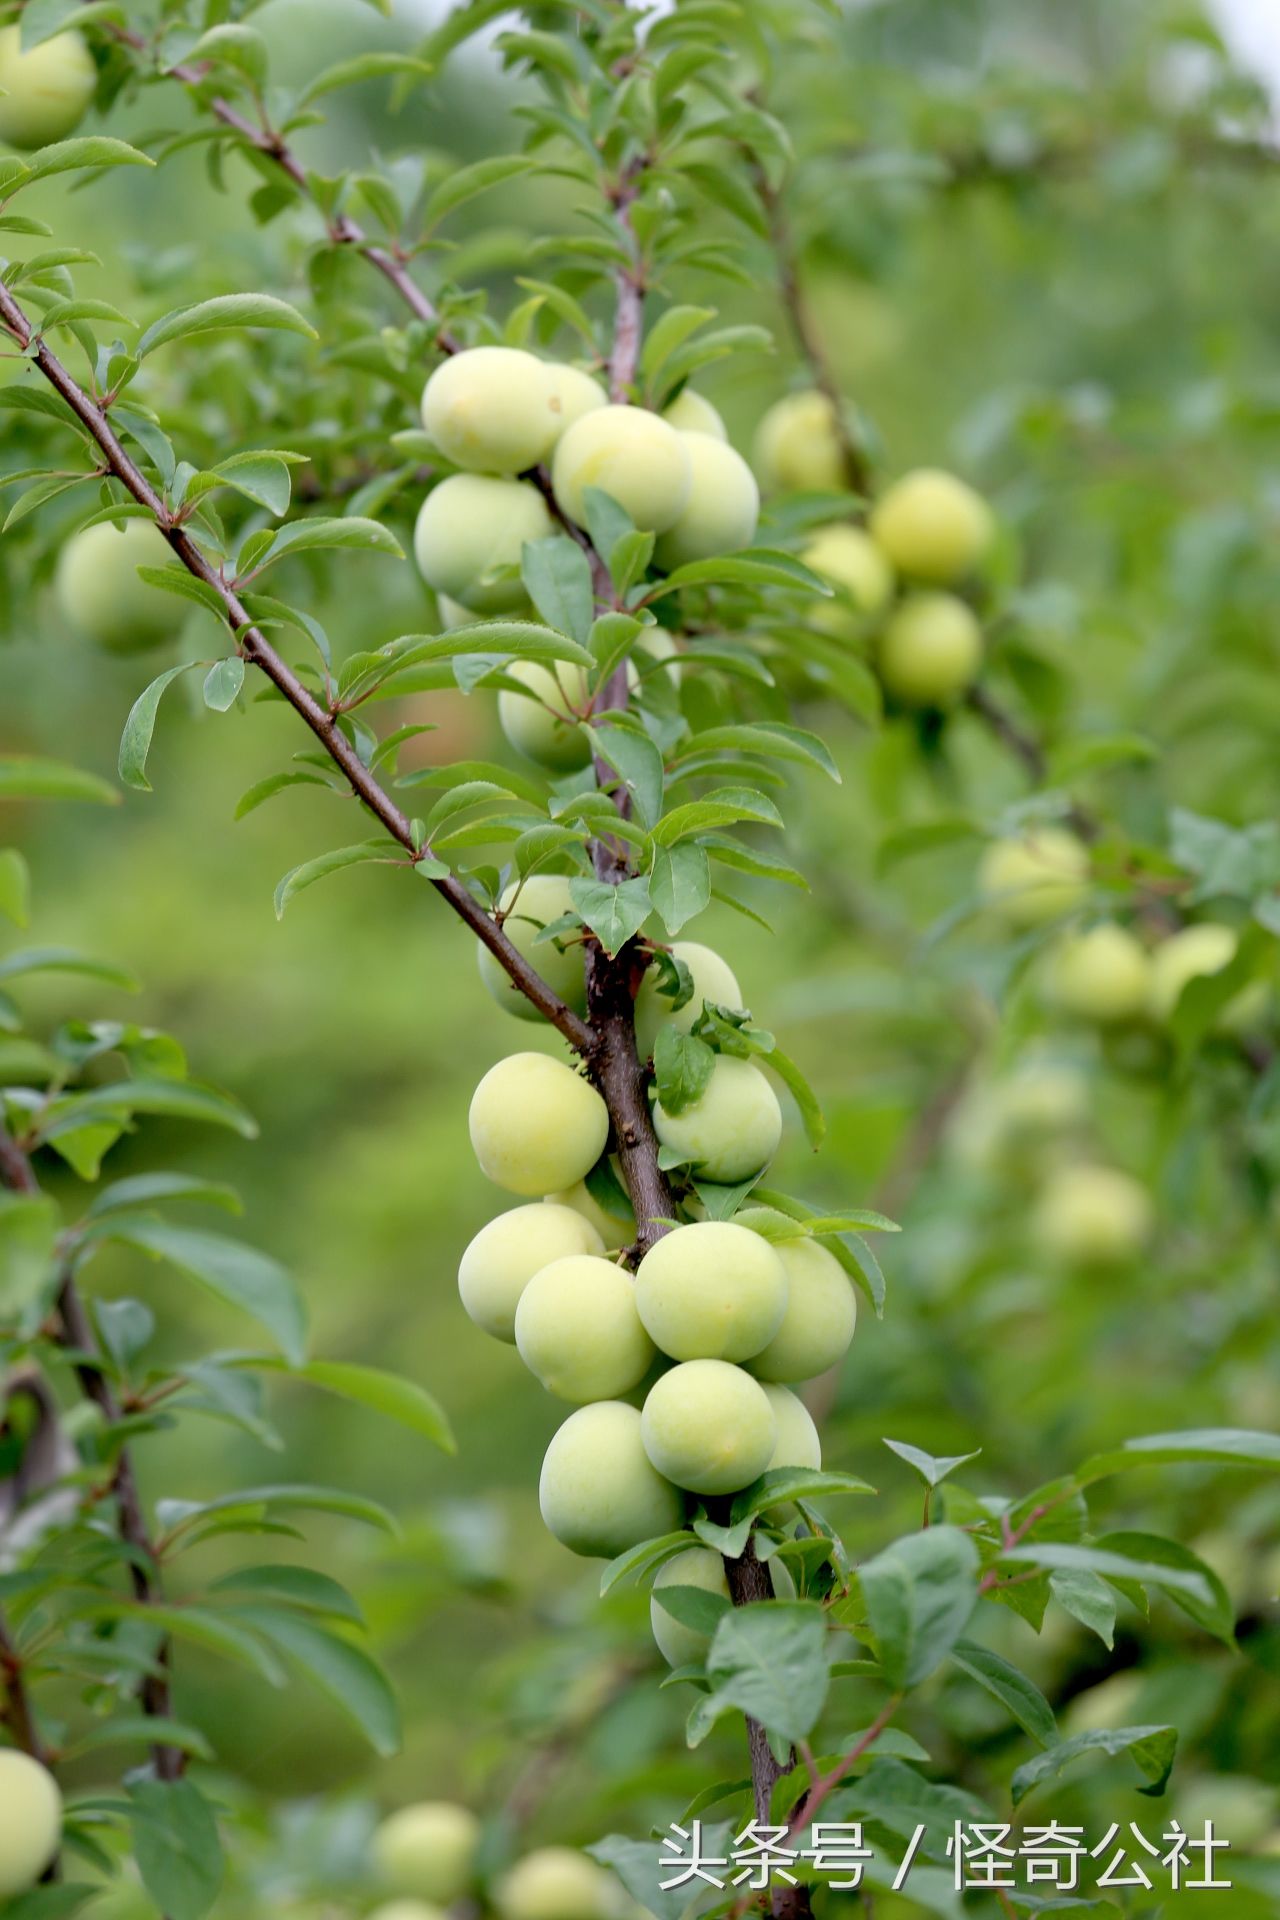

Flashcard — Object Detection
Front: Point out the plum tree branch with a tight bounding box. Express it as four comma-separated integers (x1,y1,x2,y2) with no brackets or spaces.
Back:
0,1605,51,1770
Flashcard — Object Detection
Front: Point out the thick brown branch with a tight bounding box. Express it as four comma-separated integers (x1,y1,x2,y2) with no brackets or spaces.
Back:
723,1543,811,1920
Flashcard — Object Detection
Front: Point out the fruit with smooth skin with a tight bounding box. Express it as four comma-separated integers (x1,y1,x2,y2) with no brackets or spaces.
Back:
413,475,553,614
653,431,759,569
762,1383,822,1472
869,468,994,583
750,1237,856,1382
515,1253,656,1401
878,592,983,708
457,1202,604,1343
495,1847,624,1920
477,874,585,1021
754,390,847,493
0,1751,62,1896
652,1055,782,1184
802,523,895,636
372,1803,480,1905
545,362,608,436
469,1053,609,1196
979,828,1090,928
55,519,178,655
633,942,743,1058
0,27,95,151
1147,922,1268,1033
551,405,692,532
1047,924,1151,1024
497,660,592,770
649,1547,795,1668
546,1176,635,1247
1034,1164,1154,1267
635,1221,789,1362
662,389,726,439
641,1359,777,1495
539,1400,684,1556
421,346,560,473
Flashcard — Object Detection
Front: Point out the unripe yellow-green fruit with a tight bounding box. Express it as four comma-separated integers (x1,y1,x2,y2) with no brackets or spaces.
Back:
979,828,1090,928
762,1383,822,1472
652,1055,782,1184
1034,1164,1153,1267
539,1400,684,1557
495,1847,624,1920
437,593,479,629
545,362,608,437
653,432,759,570
477,875,586,1021
469,1053,609,1196
878,592,983,708
753,390,847,493
662,389,726,439
802,524,895,637
0,27,95,151
633,942,743,1059
55,519,178,655
413,475,552,614
1047,924,1151,1024
515,1253,655,1401
634,1221,788,1362
546,1177,635,1248
649,1547,796,1668
1147,923,1268,1033
372,1803,480,1905
421,346,560,474
750,1238,856,1383
368,1903,450,1920
497,659,592,771
641,1359,777,1495
869,468,994,583
0,1751,61,1895
552,405,692,533
457,1202,604,1343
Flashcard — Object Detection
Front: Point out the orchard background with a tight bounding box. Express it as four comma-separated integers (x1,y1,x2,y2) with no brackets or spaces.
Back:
1,2,1279,1918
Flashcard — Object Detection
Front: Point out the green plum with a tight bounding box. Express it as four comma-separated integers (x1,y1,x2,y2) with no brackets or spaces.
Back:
634,1221,788,1362
749,1237,856,1383
539,1401,684,1557
652,1055,782,1183
477,874,586,1021
457,1201,604,1343
469,1052,609,1196
515,1252,656,1401
641,1359,776,1495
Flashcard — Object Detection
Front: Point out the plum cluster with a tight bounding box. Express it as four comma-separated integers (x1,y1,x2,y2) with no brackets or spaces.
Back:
460,937,858,1615
370,1801,632,1920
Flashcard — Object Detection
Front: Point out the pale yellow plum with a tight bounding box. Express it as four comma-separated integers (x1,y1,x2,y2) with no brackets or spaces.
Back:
761,1384,822,1472
652,1055,782,1184
413,474,552,614
878,593,983,708
552,405,692,533
978,828,1090,928
662,389,727,439
753,390,847,493
0,27,95,151
546,362,608,436
1047,924,1151,1024
457,1202,604,1343
634,1221,788,1362
477,874,586,1021
633,941,743,1059
496,1847,625,1920
802,523,895,637
649,1546,794,1668
1034,1164,1153,1267
869,468,994,584
421,346,560,473
546,1176,635,1248
1147,923,1268,1033
750,1238,856,1383
953,1061,1089,1176
372,1802,480,1904
469,1053,609,1196
641,1359,776,1495
515,1253,655,1401
497,659,592,771
539,1400,684,1557
653,432,759,569
0,1751,61,1896
56,519,179,656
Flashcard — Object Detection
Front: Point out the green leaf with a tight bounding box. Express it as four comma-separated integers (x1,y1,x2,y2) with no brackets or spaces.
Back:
213,451,296,516
680,721,840,783
229,1606,400,1755
1094,1531,1235,1643
648,842,711,935
0,944,137,989
0,849,30,926
1048,1569,1116,1646
1078,1427,1280,1482
274,841,395,918
0,755,117,806
67,1716,214,1762
203,658,245,712
598,1531,696,1596
521,535,594,646
731,1468,876,1519
949,1641,1058,1748
137,294,316,359
182,23,269,85
208,1564,362,1623
652,787,783,845
118,664,198,793
700,1601,830,1744
100,1219,306,1364
998,1540,1216,1612
651,1583,732,1637
44,1076,256,1139
88,1172,241,1218
24,137,155,184
127,1780,222,1920
425,153,539,227
590,723,665,828
262,1358,454,1453
761,1043,825,1150
247,515,403,575
157,1483,395,1539
1046,732,1159,784
650,547,831,598
1011,1724,1178,1807
234,771,331,819
859,1526,979,1689
568,875,651,956
0,1193,59,1319
653,1027,715,1116
883,1440,981,1490
298,51,433,105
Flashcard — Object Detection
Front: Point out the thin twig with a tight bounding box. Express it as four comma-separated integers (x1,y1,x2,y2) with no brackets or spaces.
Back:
0,1606,52,1768
785,1694,902,1838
